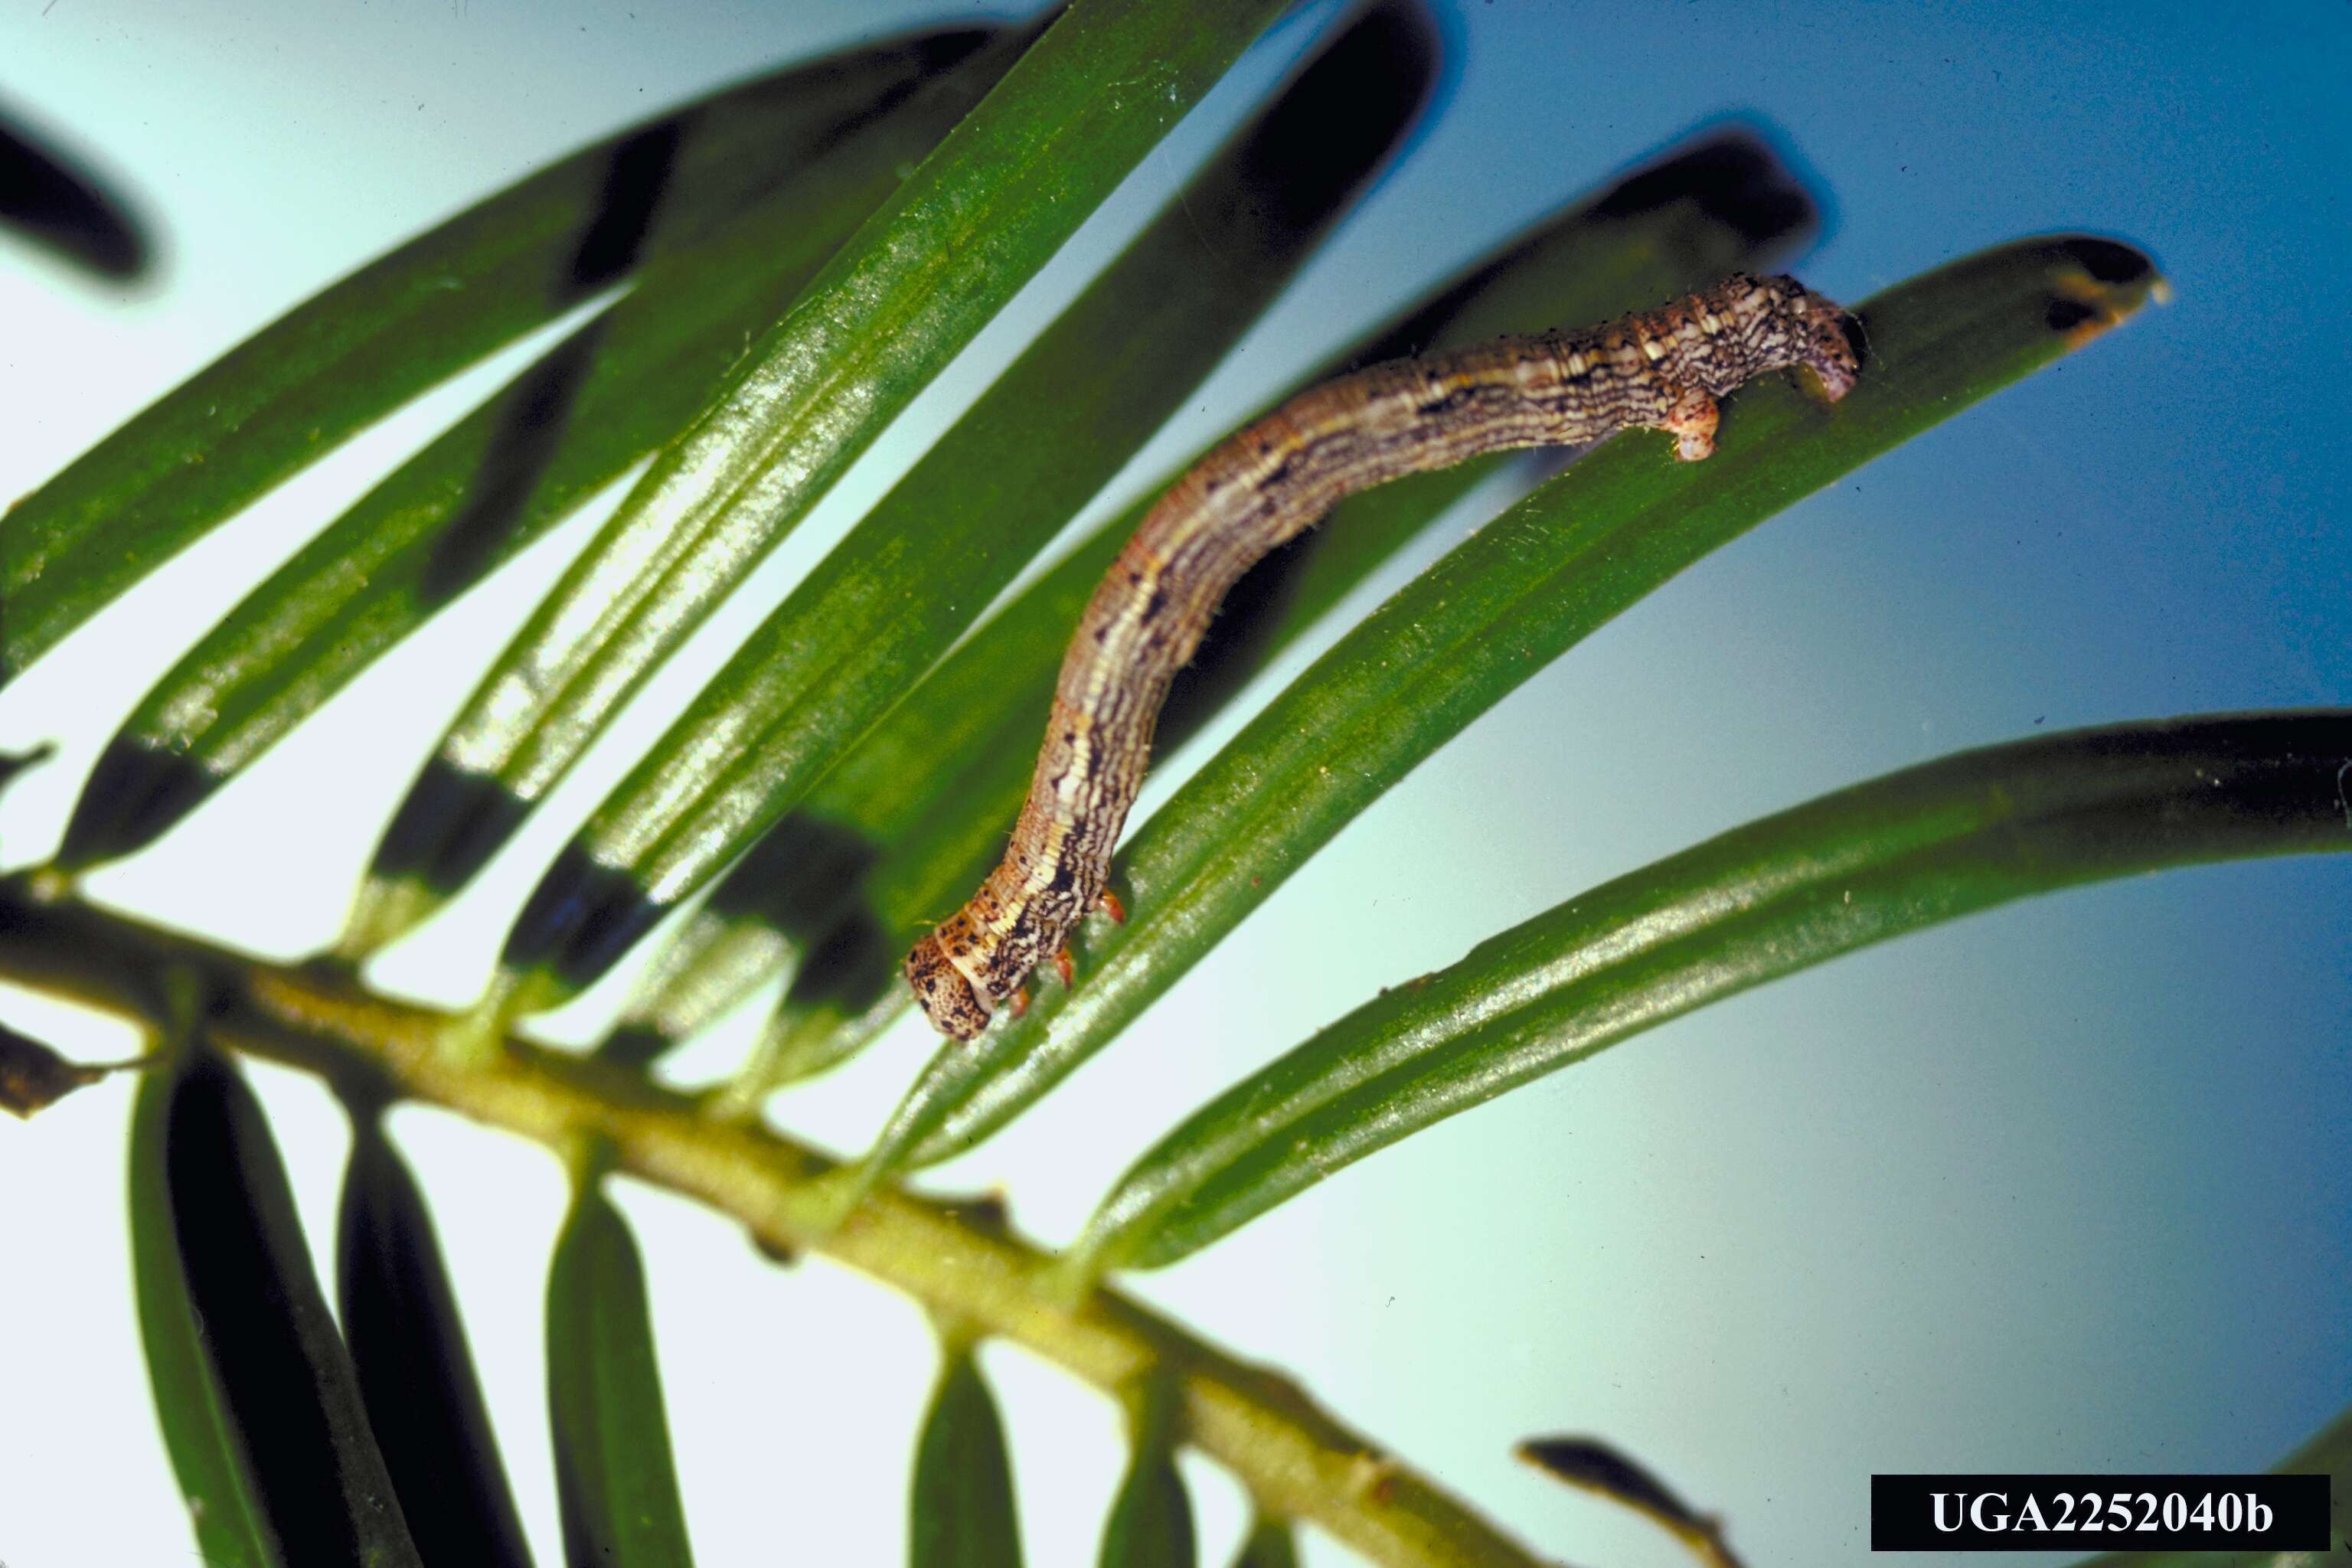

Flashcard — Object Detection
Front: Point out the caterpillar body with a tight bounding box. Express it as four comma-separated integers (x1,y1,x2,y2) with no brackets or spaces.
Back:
905,273,1859,1039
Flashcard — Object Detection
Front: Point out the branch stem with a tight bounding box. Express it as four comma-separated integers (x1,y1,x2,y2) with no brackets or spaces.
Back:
0,878,1545,1568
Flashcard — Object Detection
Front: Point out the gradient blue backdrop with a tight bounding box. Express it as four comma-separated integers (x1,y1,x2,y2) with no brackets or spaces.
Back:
1,2,2345,1564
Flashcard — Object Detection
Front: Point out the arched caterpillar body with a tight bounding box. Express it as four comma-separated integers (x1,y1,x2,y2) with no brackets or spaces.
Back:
905,273,1859,1039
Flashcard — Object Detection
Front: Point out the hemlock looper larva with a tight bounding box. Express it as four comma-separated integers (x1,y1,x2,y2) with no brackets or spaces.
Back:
905,273,1860,1039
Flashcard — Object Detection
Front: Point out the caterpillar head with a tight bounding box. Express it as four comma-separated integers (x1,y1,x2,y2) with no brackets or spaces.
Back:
905,932,992,1040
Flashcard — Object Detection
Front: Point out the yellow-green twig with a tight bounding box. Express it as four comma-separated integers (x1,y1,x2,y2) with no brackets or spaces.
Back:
0,877,1546,1568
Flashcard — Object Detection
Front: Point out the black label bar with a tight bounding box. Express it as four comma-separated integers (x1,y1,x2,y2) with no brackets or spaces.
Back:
1870,1473,2331,1550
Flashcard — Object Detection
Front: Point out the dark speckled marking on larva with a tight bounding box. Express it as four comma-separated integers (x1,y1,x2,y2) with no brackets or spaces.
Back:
905,273,1860,1039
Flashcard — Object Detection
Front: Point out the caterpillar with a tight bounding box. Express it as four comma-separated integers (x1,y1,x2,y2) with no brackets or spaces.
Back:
905,273,1859,1039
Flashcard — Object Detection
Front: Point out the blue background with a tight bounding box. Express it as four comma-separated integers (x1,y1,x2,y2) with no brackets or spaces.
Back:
1,2,2345,1563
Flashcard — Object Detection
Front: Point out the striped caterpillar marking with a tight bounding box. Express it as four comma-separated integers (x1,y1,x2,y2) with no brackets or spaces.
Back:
905,273,1859,1039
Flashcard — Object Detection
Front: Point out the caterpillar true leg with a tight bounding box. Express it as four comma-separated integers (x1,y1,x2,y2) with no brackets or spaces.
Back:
903,274,1858,1039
